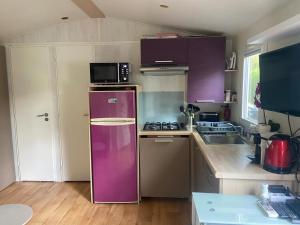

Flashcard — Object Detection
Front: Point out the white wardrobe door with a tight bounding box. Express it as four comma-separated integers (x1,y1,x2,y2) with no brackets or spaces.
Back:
10,46,55,181
56,46,94,181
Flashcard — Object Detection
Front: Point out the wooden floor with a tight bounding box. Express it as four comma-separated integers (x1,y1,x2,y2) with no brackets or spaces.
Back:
0,182,191,225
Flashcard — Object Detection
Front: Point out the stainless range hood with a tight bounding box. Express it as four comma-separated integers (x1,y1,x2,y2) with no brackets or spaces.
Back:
140,65,189,75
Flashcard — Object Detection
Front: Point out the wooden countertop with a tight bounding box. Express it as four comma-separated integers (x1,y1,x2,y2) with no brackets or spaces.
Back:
138,129,295,181
192,131,295,181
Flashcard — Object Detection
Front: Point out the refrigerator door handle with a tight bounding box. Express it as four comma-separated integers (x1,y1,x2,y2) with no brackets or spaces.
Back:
91,121,135,126
91,118,135,123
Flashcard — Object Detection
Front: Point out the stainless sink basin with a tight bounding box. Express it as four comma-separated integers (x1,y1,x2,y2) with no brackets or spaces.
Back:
201,134,246,144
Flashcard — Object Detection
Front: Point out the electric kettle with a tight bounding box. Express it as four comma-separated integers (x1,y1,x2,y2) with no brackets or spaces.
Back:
263,134,299,174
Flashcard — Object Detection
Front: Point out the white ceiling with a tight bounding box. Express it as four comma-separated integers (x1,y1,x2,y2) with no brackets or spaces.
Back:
0,0,87,41
93,0,292,34
0,0,293,41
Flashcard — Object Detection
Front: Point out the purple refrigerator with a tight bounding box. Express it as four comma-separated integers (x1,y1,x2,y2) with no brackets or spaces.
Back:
89,90,138,203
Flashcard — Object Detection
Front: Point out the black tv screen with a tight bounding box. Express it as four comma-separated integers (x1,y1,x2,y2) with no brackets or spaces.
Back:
259,43,300,117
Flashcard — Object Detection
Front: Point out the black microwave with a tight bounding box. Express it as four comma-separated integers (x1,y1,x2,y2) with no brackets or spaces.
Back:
90,63,130,84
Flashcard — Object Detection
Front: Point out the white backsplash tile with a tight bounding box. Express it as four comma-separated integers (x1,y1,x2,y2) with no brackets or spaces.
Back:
139,92,184,124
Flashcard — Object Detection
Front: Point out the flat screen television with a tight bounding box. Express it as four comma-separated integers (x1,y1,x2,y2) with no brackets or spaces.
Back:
259,43,300,117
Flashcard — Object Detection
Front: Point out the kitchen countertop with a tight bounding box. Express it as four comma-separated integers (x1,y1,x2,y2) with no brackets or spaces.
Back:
192,131,295,181
139,129,296,181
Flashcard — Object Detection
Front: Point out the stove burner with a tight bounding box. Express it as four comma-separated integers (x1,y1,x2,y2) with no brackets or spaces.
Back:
143,122,161,131
162,122,180,131
143,122,180,131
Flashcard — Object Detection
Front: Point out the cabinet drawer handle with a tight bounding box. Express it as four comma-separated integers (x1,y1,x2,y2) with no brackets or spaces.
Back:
154,139,174,143
155,60,174,63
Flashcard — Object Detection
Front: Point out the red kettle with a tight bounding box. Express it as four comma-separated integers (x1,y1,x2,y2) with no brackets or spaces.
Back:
263,134,299,174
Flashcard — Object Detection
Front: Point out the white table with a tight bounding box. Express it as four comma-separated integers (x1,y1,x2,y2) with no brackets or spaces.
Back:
192,193,292,225
0,204,32,225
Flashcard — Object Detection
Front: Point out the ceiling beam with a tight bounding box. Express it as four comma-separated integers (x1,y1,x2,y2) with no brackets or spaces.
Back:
71,0,105,18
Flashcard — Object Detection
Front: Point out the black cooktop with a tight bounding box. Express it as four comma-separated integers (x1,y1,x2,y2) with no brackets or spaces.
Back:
143,122,181,131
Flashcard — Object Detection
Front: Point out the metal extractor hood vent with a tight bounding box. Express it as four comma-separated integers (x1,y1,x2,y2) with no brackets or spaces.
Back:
140,65,189,75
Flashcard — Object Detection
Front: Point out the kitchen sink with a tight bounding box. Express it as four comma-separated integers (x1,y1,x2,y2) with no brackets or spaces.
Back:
201,134,246,145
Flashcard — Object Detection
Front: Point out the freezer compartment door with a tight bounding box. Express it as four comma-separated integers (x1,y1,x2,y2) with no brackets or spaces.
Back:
89,90,136,119
91,123,138,203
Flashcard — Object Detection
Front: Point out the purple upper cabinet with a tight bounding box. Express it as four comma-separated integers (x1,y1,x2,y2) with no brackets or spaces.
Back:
187,37,225,103
141,38,188,66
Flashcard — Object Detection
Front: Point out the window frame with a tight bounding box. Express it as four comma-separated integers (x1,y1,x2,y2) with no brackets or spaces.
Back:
242,51,261,124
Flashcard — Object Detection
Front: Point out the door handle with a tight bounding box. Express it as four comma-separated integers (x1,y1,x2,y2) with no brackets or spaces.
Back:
154,139,174,143
36,113,48,117
82,113,89,117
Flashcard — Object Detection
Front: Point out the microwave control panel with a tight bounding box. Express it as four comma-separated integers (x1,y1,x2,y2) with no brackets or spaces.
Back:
119,63,130,82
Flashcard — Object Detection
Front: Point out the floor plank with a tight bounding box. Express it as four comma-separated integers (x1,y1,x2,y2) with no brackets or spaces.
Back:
0,182,191,225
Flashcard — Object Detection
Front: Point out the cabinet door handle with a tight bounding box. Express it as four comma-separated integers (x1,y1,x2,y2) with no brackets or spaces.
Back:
157,136,174,138
155,60,174,63
196,100,215,103
154,139,174,143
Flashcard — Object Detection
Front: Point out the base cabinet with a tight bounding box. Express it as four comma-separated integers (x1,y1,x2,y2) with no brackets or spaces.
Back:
192,139,294,195
140,136,190,198
193,144,219,193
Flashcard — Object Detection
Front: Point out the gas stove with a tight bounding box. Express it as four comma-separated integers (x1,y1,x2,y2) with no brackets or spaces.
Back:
143,122,181,131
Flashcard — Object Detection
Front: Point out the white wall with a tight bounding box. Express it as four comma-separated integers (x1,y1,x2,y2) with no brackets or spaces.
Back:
6,17,194,43
6,17,235,181
231,1,300,135
6,17,233,93
0,46,15,190
6,17,197,92
6,17,234,116
5,17,200,181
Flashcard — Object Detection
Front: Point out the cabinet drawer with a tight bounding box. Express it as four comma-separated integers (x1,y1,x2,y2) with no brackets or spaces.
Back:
140,137,190,198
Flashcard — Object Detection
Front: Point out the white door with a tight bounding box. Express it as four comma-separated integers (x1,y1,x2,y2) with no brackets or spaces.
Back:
56,46,94,181
10,46,55,181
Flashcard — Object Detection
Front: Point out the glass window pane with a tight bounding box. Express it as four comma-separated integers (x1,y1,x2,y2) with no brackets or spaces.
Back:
243,53,260,123
248,54,260,105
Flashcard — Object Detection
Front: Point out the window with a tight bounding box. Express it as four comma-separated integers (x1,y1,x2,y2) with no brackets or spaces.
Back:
242,53,260,124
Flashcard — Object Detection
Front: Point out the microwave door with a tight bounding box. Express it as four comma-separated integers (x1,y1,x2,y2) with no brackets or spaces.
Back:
90,63,118,83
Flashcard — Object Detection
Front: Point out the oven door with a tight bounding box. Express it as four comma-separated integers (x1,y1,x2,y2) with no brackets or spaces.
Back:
90,63,118,83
